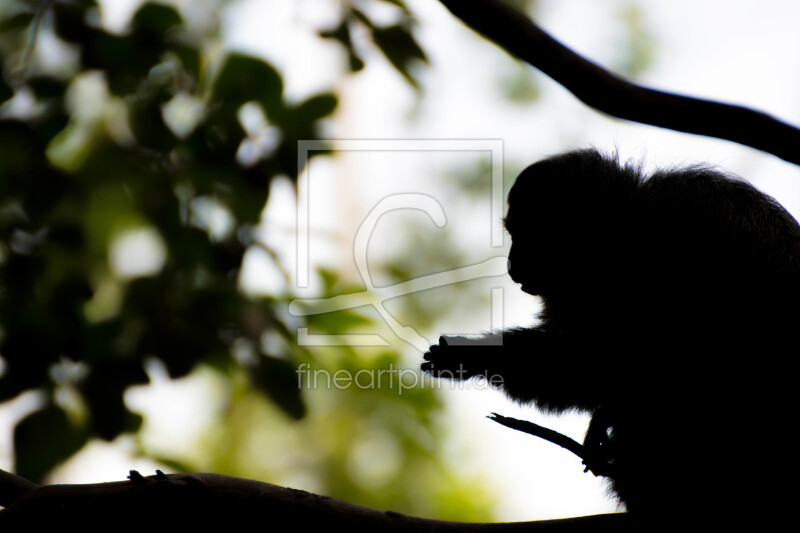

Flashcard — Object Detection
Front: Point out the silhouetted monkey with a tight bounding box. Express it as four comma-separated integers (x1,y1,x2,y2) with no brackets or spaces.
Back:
422,148,799,526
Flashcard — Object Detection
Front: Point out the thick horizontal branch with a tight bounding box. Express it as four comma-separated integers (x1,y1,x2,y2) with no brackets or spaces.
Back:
0,470,634,531
0,469,38,508
438,0,800,166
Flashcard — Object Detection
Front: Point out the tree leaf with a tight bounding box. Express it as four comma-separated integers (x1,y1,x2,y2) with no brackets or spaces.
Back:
250,355,306,420
0,11,34,33
371,24,427,88
52,0,95,43
132,3,183,36
82,358,148,441
0,74,11,103
129,94,178,151
294,93,338,124
13,404,90,483
318,20,365,73
212,54,284,116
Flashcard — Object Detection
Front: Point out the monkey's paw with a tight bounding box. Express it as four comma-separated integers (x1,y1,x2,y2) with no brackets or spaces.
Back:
421,336,485,380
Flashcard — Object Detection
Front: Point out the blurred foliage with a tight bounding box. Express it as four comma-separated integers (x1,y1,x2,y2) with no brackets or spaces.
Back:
171,266,496,521
614,2,656,78
0,0,492,519
497,61,541,105
319,0,427,88
0,0,326,477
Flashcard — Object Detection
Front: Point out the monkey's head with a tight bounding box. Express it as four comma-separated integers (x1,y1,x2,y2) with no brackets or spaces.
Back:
504,149,642,298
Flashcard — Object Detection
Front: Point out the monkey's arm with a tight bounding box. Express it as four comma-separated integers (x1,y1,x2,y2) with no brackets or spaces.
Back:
422,328,602,413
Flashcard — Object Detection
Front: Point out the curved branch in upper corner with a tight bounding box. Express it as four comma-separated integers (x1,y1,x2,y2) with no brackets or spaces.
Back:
438,0,800,166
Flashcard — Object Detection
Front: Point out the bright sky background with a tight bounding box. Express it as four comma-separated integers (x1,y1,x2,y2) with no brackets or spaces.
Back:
227,0,800,520
227,0,800,521
2,0,799,523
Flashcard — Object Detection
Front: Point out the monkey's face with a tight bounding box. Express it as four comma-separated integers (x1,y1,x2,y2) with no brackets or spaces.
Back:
504,187,606,298
504,153,637,298
506,238,541,295
504,203,570,296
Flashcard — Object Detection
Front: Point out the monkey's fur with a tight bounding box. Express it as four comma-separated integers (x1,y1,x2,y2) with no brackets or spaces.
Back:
422,149,799,525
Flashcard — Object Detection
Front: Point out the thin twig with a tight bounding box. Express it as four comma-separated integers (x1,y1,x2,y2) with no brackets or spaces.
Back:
488,413,617,478
488,412,586,459
438,0,800,166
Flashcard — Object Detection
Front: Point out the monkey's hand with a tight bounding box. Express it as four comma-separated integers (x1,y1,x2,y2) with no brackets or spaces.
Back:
421,335,497,381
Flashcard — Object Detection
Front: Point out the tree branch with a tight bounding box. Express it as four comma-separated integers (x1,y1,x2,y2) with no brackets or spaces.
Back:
0,470,634,531
438,0,800,166
487,413,615,479
488,413,585,459
0,469,38,508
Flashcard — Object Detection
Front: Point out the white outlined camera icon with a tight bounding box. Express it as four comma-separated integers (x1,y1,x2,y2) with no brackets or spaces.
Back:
289,140,507,352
